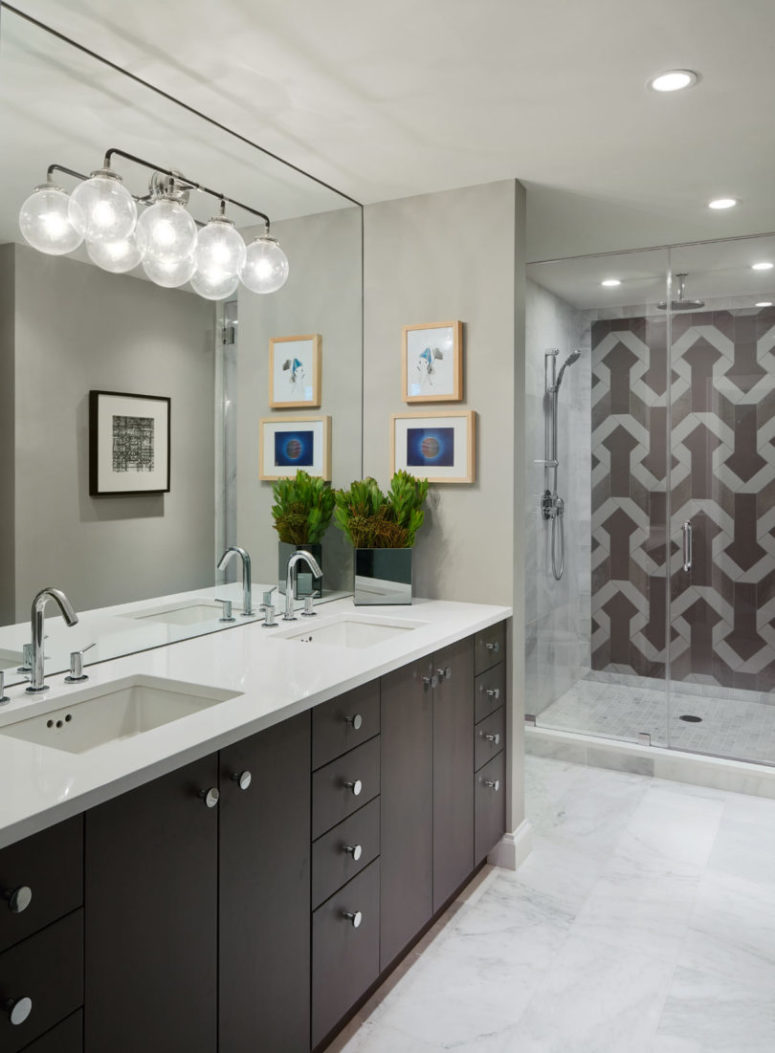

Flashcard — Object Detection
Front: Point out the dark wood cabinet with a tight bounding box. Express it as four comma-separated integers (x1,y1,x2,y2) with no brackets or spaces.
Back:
312,860,380,1049
312,735,381,839
432,637,474,911
84,756,219,1053
20,1010,83,1053
379,659,434,971
312,797,380,910
312,681,380,770
0,909,83,1053
475,752,506,864
0,816,82,956
219,713,311,1053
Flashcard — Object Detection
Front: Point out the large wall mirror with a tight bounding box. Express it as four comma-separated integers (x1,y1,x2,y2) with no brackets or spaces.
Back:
0,7,363,682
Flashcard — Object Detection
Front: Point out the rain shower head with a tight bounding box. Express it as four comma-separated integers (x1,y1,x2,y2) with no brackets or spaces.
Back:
658,273,704,311
553,349,582,392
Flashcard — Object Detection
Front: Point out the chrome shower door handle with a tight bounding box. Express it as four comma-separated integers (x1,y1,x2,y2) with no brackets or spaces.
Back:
682,521,693,573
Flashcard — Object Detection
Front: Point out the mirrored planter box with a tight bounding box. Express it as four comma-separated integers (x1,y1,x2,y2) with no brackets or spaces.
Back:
354,549,412,606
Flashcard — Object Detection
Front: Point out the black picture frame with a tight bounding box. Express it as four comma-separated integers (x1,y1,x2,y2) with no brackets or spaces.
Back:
89,390,171,496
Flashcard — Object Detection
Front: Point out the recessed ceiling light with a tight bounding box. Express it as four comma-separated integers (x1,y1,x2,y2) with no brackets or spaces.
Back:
708,197,738,210
756,301,773,308
601,278,621,287
752,262,774,271
648,70,698,93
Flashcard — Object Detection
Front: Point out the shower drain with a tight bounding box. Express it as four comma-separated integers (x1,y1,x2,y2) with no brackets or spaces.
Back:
679,714,703,723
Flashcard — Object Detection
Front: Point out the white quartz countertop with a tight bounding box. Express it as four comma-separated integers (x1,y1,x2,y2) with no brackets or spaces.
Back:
0,596,510,849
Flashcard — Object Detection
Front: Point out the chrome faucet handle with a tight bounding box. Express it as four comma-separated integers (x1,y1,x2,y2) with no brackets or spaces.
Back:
0,672,9,705
262,587,277,607
261,604,278,628
65,642,95,683
17,643,34,673
215,598,235,622
301,595,316,617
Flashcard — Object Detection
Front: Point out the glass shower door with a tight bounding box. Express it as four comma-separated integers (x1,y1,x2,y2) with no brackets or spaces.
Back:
667,236,775,764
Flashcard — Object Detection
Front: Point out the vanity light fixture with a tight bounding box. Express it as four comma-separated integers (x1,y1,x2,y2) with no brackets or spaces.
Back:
648,69,698,93
18,148,289,300
752,261,774,271
601,278,621,287
708,197,738,210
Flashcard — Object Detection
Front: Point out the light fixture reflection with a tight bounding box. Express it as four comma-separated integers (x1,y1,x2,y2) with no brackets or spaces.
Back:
240,235,289,294
141,253,196,288
136,198,197,264
86,234,144,274
191,268,240,300
18,185,83,255
68,169,137,243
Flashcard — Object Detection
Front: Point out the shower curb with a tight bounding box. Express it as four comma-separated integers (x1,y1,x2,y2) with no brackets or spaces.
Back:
525,724,775,800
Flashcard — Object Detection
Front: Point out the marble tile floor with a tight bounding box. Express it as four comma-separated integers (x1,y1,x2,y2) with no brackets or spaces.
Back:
537,676,775,766
326,755,775,1052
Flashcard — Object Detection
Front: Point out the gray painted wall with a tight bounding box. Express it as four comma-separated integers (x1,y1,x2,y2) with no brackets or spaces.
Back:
362,179,527,830
0,246,15,624
10,246,216,617
235,206,363,590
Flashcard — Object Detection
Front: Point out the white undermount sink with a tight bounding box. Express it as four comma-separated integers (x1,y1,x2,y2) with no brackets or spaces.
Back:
0,676,241,754
277,613,426,649
130,601,232,626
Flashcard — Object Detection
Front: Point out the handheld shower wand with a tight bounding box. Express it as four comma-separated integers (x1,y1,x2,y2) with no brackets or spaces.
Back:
542,349,582,580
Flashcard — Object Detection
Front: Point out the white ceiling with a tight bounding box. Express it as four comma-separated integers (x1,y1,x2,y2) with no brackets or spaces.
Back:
6,0,775,260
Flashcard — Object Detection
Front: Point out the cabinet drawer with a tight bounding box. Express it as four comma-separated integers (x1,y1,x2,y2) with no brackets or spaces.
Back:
475,753,506,864
20,1009,82,1052
312,797,380,910
312,736,380,839
474,663,505,724
312,680,381,770
0,816,82,955
312,859,380,1048
0,909,83,1052
474,622,506,675
475,707,505,772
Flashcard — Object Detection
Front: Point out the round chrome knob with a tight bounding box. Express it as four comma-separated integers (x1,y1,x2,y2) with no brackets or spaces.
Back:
485,640,500,654
231,771,252,791
485,687,500,700
344,843,363,862
483,732,501,745
343,779,362,797
483,779,500,792
200,787,220,808
347,713,363,731
6,996,32,1026
5,886,32,914
342,910,362,928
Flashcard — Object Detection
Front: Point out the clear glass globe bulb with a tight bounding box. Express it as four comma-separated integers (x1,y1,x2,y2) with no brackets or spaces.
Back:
191,266,240,301
142,253,196,288
239,235,289,293
19,185,83,255
136,199,197,263
195,218,246,278
68,169,137,243
86,232,144,274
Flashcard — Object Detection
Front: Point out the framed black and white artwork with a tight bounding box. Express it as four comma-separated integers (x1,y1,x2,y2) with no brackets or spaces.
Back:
89,390,171,495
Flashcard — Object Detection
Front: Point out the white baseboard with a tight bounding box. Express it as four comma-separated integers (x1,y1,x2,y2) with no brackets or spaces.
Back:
487,818,533,871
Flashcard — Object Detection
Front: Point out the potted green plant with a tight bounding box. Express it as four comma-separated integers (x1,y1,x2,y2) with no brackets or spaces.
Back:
334,471,429,604
271,470,335,597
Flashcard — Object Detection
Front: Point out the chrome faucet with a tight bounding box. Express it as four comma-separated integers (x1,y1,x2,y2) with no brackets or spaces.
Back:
217,546,254,616
284,550,323,621
27,587,78,693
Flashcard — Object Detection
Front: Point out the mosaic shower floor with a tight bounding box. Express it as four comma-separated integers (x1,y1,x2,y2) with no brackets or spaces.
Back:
538,675,775,766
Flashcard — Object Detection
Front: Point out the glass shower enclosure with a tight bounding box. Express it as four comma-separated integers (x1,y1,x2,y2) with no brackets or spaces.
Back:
525,233,775,766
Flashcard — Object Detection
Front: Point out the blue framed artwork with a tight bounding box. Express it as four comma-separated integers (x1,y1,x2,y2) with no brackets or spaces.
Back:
259,415,331,480
391,410,476,483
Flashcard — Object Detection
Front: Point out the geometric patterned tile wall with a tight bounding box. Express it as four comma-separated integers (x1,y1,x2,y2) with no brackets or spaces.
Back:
591,308,775,695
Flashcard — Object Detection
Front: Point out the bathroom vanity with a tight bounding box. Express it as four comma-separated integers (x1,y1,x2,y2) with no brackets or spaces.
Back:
0,597,510,1052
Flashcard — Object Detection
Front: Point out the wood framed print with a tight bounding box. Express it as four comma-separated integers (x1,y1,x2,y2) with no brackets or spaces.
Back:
269,334,321,408
391,410,476,484
259,415,331,481
89,390,171,496
402,321,462,403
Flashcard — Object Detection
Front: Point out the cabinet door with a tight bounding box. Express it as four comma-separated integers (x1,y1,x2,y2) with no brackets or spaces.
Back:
379,659,433,971
84,755,219,1053
433,637,474,911
219,714,311,1053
